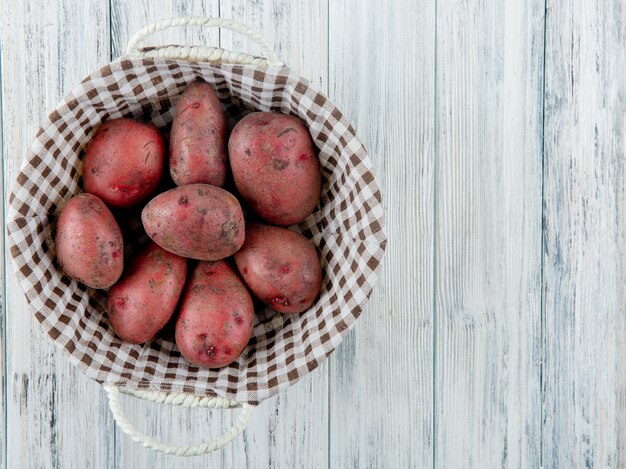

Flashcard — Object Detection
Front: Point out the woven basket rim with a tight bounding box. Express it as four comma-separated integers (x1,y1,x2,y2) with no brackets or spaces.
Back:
7,57,387,403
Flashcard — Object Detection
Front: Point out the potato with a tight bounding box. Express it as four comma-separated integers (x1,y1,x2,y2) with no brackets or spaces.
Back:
83,118,165,208
107,241,187,344
228,112,321,226
175,260,254,368
170,82,228,187
141,184,245,261
55,193,123,289
234,224,322,314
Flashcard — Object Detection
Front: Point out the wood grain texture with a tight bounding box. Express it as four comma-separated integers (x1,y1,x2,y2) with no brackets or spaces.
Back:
111,0,219,62
434,0,544,467
220,2,330,468
109,1,330,467
4,0,626,467
220,0,328,91
0,3,6,462
109,2,231,467
327,0,435,467
1,1,115,468
542,1,626,467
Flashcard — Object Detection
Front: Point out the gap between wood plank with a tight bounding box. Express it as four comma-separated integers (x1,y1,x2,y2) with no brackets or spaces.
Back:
325,0,332,468
107,1,116,467
432,0,439,467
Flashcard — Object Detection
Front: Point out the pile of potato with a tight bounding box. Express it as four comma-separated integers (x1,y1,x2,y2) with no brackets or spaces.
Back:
55,82,323,369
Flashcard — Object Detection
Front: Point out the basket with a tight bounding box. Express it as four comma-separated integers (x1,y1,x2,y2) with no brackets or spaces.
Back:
6,17,387,455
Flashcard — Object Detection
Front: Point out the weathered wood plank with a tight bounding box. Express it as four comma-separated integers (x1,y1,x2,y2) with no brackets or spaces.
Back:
434,0,544,467
220,2,330,468
109,2,229,467
219,0,327,91
111,0,219,63
1,1,114,468
0,7,6,462
109,2,329,467
12,1,626,467
327,1,435,467
542,1,626,467
0,15,6,467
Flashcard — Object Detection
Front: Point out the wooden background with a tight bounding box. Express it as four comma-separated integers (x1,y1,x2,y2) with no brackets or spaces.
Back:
1,0,625,467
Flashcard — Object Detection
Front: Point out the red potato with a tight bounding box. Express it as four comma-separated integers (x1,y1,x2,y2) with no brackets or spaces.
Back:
175,260,254,368
107,241,187,344
141,184,245,261
170,82,228,187
55,193,123,289
228,112,321,226
234,224,322,314
83,118,165,208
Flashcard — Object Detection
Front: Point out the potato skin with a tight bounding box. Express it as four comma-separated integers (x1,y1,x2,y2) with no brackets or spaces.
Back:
170,82,228,187
234,224,322,314
175,260,254,368
141,184,245,261
107,241,187,344
55,193,123,289
228,112,321,226
83,118,165,208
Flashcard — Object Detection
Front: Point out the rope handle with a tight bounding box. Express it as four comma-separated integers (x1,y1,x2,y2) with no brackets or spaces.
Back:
126,16,283,66
104,384,255,456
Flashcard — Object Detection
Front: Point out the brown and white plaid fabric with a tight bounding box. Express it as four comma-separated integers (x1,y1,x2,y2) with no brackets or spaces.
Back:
6,58,387,404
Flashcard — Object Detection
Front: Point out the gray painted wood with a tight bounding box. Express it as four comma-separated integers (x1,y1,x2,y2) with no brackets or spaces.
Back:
542,0,626,467
220,0,328,91
111,0,220,62
219,2,330,468
0,45,6,469
3,0,626,467
1,2,115,468
109,1,330,467
327,0,435,467
110,3,233,467
433,1,545,467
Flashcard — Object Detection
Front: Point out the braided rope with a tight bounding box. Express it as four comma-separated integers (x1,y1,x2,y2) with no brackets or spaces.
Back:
138,45,269,65
104,385,255,456
126,16,283,66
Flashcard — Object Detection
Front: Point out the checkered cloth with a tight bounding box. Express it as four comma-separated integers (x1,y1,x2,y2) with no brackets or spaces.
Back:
6,58,387,404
